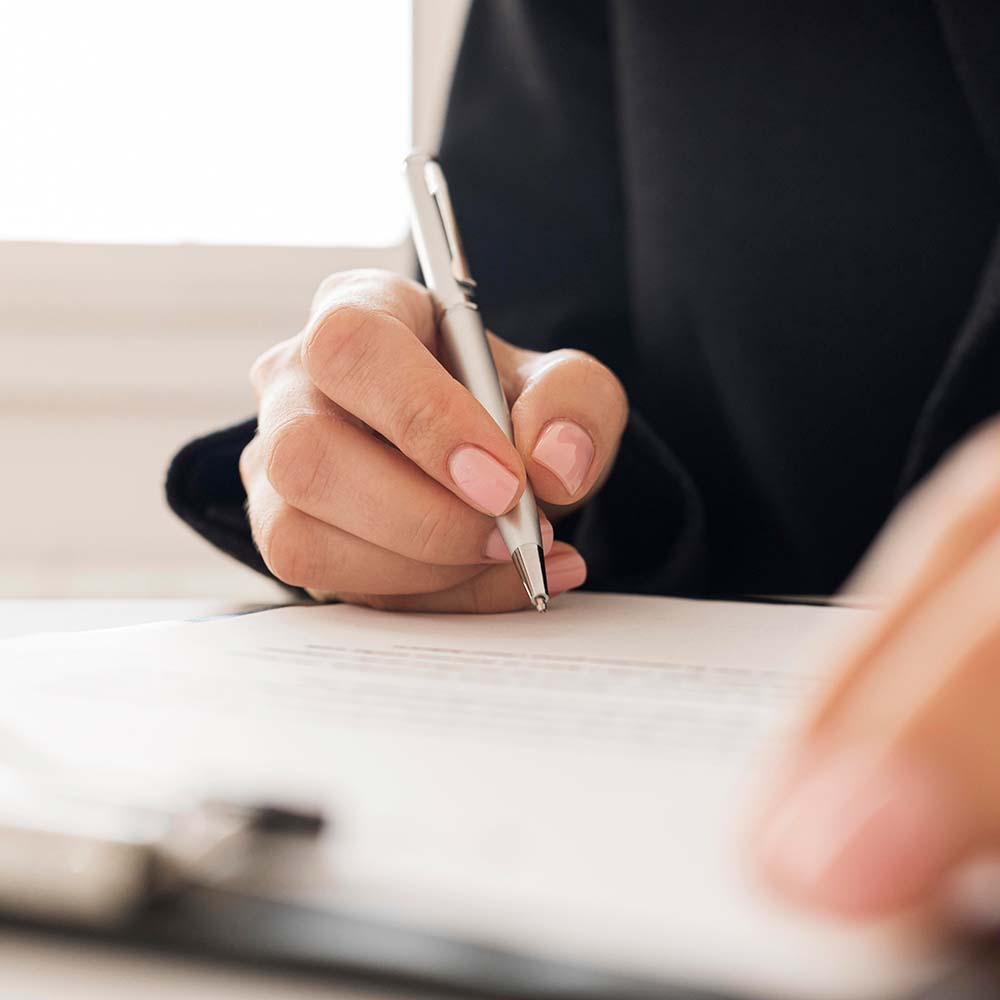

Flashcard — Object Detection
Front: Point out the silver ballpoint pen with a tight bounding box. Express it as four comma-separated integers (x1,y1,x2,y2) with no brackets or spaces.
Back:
403,151,549,612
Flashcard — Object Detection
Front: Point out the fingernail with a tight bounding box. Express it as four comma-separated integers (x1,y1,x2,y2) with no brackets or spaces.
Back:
449,446,520,516
484,516,554,562
545,550,587,594
755,752,970,916
531,421,595,496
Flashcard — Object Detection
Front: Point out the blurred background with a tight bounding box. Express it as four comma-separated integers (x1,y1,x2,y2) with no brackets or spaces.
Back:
0,0,469,598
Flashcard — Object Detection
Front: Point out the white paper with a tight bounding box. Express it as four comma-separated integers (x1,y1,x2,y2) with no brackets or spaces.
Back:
0,593,951,998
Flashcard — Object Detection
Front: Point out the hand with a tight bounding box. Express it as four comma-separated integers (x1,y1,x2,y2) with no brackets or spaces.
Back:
751,417,1000,918
239,269,628,612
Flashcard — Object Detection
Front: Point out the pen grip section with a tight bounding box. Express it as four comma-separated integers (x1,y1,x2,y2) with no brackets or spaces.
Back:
438,304,514,441
439,304,543,553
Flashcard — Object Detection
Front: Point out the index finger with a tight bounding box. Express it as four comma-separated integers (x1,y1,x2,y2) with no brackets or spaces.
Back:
806,423,1000,737
302,270,526,517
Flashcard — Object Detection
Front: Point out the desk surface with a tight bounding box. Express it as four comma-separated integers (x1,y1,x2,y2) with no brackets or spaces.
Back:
0,598,270,640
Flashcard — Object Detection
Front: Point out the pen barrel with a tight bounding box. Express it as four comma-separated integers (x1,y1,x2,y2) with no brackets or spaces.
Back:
439,304,543,553
439,304,512,435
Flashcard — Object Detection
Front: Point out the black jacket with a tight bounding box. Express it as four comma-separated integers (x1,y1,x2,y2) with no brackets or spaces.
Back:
168,0,1000,598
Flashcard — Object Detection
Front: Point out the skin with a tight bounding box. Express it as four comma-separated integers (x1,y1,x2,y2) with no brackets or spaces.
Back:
240,269,629,612
246,268,1000,919
751,416,1000,920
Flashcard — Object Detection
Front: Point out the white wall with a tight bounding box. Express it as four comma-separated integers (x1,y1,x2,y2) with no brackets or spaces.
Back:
0,0,470,597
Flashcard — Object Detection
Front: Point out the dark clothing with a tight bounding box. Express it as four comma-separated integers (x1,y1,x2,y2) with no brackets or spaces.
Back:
168,1,1000,598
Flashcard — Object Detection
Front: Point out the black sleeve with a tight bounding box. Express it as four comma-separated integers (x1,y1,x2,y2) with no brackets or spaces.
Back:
166,0,707,596
437,0,707,594
165,418,273,580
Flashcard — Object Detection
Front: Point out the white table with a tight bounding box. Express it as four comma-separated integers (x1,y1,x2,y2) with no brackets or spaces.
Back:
0,598,273,639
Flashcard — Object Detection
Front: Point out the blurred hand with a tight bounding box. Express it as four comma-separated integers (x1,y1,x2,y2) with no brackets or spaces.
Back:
752,417,1000,918
240,269,628,611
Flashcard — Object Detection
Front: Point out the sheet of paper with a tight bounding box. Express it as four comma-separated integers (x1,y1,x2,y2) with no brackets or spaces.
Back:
0,594,950,999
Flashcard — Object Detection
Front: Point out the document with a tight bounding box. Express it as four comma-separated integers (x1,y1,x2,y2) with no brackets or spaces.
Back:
0,594,953,999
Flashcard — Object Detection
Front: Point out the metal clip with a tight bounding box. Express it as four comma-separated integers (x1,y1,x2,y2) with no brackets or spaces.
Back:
423,160,477,294
0,782,325,927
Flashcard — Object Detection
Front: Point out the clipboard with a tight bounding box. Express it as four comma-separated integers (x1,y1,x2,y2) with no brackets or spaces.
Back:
0,792,998,1000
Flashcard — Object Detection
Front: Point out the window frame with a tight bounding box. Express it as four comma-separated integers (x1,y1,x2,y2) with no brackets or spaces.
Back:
0,0,468,342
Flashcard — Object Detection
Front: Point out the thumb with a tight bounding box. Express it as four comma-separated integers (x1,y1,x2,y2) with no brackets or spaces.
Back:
490,334,629,508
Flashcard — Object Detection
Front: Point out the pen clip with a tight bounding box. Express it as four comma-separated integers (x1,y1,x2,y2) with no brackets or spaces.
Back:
423,160,477,295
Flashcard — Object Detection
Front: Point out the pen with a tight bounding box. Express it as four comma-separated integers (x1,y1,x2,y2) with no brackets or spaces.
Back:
403,151,549,612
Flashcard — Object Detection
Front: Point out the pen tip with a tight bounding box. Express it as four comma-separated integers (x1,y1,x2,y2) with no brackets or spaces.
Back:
533,596,548,613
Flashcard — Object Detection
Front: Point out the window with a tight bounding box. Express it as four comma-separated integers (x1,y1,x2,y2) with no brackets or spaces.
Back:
0,0,411,247
0,0,469,598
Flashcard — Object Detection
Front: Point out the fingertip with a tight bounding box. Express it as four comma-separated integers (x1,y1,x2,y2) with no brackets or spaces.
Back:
528,420,596,500
545,543,587,595
511,348,626,505
448,444,523,517
540,513,556,553
750,750,974,918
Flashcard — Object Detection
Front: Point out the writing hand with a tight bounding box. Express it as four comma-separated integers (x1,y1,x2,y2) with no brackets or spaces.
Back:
240,269,628,611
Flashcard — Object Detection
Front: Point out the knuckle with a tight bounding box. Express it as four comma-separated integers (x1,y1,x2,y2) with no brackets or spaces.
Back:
310,270,356,310
312,268,431,332
410,506,451,563
314,267,394,300
249,337,299,394
238,436,261,490
310,269,381,313
248,353,271,393
261,413,328,505
254,503,306,585
300,305,382,386
389,384,453,458
256,505,332,590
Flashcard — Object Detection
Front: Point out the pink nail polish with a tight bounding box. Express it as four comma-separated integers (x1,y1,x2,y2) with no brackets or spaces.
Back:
449,446,519,516
545,550,587,594
755,752,971,916
531,421,595,496
485,517,554,561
